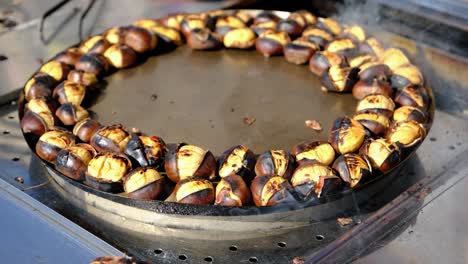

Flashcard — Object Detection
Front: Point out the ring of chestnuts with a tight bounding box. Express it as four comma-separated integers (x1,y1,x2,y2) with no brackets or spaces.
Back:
20,9,431,207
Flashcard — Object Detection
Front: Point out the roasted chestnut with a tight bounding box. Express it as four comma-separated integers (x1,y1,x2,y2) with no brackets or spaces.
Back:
180,15,210,36
349,54,377,69
316,17,342,36
393,106,427,124
91,124,130,153
133,19,161,30
321,65,359,93
223,28,256,49
173,177,214,204
293,10,317,25
291,141,335,166
394,85,429,109
20,111,55,136
55,103,89,126
250,20,277,36
341,25,366,42
250,174,295,206
215,174,251,206
79,35,111,54
39,61,71,82
35,128,75,163
85,152,132,193
291,161,342,199
123,166,166,200
234,10,254,25
75,53,110,77
53,48,83,66
352,79,393,100
186,28,222,50
284,37,320,65
391,64,423,88
255,29,291,57
217,145,256,181
67,69,98,87
387,120,426,149
360,138,401,173
287,12,307,28
353,111,390,136
148,25,183,49
277,19,304,39
125,133,167,168
165,143,216,183
380,48,410,71
55,143,96,181
309,51,346,76
332,153,372,188
253,11,281,24
103,26,128,44
255,150,295,181
356,94,395,117
325,38,358,58
53,81,86,105
329,116,367,154
215,15,246,37
25,98,55,114
302,27,333,49
360,37,385,58
24,75,57,101
124,26,157,53
358,63,392,82
103,44,138,69
161,14,186,31
73,118,102,143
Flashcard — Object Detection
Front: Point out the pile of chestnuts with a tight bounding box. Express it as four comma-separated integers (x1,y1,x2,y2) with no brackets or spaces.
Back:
20,9,431,207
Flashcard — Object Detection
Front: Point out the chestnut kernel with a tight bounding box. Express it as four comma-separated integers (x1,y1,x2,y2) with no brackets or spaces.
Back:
309,51,346,76
316,17,342,36
291,161,342,199
287,12,307,27
356,94,395,117
103,44,138,69
124,26,157,53
391,64,424,89
173,177,214,204
332,154,372,188
53,81,86,105
25,98,55,114
161,14,186,31
393,106,427,124
79,35,111,54
329,116,367,154
215,15,246,37
85,152,132,193
55,103,89,126
360,37,385,58
21,111,55,136
53,48,83,66
24,75,57,101
284,37,320,65
291,141,335,166
302,27,333,49
255,29,290,57
35,129,75,163
123,166,166,200
217,145,256,182
55,143,96,181
321,65,359,93
75,53,110,77
73,118,102,143
325,38,358,58
387,120,426,149
294,10,317,25
125,133,167,168
341,25,366,42
349,54,377,69
180,15,210,36
67,69,98,87
91,124,130,153
353,111,390,136
39,61,71,82
133,19,161,31
215,174,251,206
148,25,183,47
394,85,429,109
103,26,129,44
250,174,295,207
255,150,295,181
234,10,254,25
250,20,277,36
186,28,222,50
360,138,401,172
277,19,304,38
380,48,410,71
223,28,256,49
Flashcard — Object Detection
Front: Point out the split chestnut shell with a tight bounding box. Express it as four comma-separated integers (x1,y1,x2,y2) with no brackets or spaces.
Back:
309,51,346,76
329,116,367,154
85,152,132,193
255,29,291,57
291,161,342,199
387,120,426,150
173,177,215,204
123,167,166,200
215,174,251,206
255,150,295,181
55,143,96,181
55,103,89,126
360,138,401,173
332,153,372,188
284,37,319,65
356,94,396,117
393,106,427,124
291,141,335,166
186,28,222,50
91,124,130,153
23,75,57,101
250,174,295,207
35,128,75,163
52,81,86,106
73,118,102,143
217,145,256,182
124,133,167,168
321,65,359,93
394,85,429,110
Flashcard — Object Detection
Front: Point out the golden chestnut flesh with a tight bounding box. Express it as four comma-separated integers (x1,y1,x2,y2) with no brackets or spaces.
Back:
24,75,57,101
223,28,256,49
356,94,396,117
250,174,295,207
380,48,410,71
21,111,55,136
332,153,372,188
341,25,366,42
53,81,86,106
173,177,214,204
353,111,390,136
35,129,75,163
329,116,367,154
39,61,71,82
387,120,426,149
316,17,342,36
309,51,346,76
291,161,342,199
255,150,295,181
215,15,246,37
55,103,89,126
67,70,98,87
360,138,401,172
255,29,291,57
217,145,256,182
391,64,424,88
291,141,335,166
123,167,165,200
393,106,427,124
55,143,96,181
103,44,138,69
360,37,385,58
284,37,319,65
250,20,277,36
215,174,251,206
91,124,130,153
85,152,132,193
302,27,333,49
325,38,358,58
321,65,359,93
79,35,111,54
394,85,429,109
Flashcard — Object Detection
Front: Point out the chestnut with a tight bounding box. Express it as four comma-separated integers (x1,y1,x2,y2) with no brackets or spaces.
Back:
215,174,251,206
123,166,166,200
277,19,304,38
291,141,335,166
387,120,426,150
85,152,132,193
250,174,295,206
287,12,307,28
103,26,128,44
234,10,254,25
20,111,55,136
293,10,317,25
332,154,372,188
53,48,83,66
91,124,130,153
390,64,424,89
352,111,390,136
133,19,161,30
316,17,342,36
217,145,256,182
325,38,359,58
291,161,342,199
25,98,55,114
250,20,277,36
173,177,214,204
255,29,291,57
161,14,186,31
358,63,392,82
380,48,410,71
341,25,366,42
302,27,333,49
180,15,209,36
329,116,367,154
39,61,71,82
349,54,377,68
215,15,246,37
393,106,427,124
356,94,396,117
55,103,89,126
352,79,393,100
103,44,138,69
321,65,359,93
253,11,281,24
223,28,257,49
75,53,110,77
360,37,385,58
55,143,96,181
360,138,401,173
67,69,98,87
394,85,429,109
124,26,157,53
35,128,75,163
124,133,167,168
79,35,111,54
73,118,102,143
255,150,295,181
186,28,222,50
284,37,319,65
24,75,57,101
148,25,183,48
165,143,216,183
309,51,346,76
52,81,86,105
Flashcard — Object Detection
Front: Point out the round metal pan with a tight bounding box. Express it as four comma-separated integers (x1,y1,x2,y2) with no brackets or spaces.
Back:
19,10,435,239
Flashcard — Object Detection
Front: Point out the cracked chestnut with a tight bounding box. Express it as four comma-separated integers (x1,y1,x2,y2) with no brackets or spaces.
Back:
186,28,222,50
277,19,304,38
393,106,427,124
79,35,111,54
255,150,295,181
341,25,366,42
302,27,333,49
360,138,401,173
124,133,167,168
217,145,256,182
387,120,426,150
148,25,183,51
173,177,214,204
180,15,210,36
349,54,377,69
360,37,385,58
55,143,96,181
380,48,410,71
215,15,246,37
284,37,320,65
21,111,55,136
85,152,132,193
103,43,138,69
255,29,291,57
123,167,166,200
25,98,55,114
321,65,359,93
253,11,281,24
133,19,161,31
293,10,317,25
316,17,342,36
161,14,186,31
55,103,89,126
39,61,71,82
24,74,57,101
291,141,335,166
250,174,295,207
75,53,110,77
353,111,390,136
391,64,424,89
250,20,277,36
329,116,367,154
356,94,395,117
91,124,130,153
67,69,98,87
103,26,129,44
73,118,102,143
53,81,86,105
215,174,251,206
35,128,75,163
124,26,157,53
309,51,346,76
53,48,83,66
332,153,372,188
352,79,393,100
325,38,358,59
291,161,342,199
223,28,256,49
394,85,429,109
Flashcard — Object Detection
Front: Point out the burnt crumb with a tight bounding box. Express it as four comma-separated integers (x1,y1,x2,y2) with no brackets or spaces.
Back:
305,119,322,131
243,117,256,126
169,100,175,104
408,230,414,234
230,108,235,112
209,119,212,123
429,137,436,142
14,176,24,184
111,111,117,115
151,94,158,101
449,145,455,150
210,125,215,128
292,256,305,264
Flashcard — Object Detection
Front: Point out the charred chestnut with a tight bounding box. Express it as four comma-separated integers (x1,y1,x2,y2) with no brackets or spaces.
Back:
55,143,96,181
180,15,210,36
293,10,317,25
55,103,89,126
186,28,222,50
316,17,342,36
277,19,304,38
91,124,130,153
67,69,98,87
360,37,385,58
217,145,256,181
148,25,183,48
35,129,75,163
124,26,157,53
349,54,377,69
387,120,426,149
302,27,333,49
356,94,395,117
321,65,359,93
215,174,251,206
358,63,392,82
325,38,358,58
393,106,427,124
391,64,424,88
123,167,166,200
352,79,393,100
215,15,246,37
255,29,291,57
234,10,254,25
353,111,390,136
173,177,214,204
284,37,319,65
291,161,342,199
53,81,86,105
255,150,295,181
103,26,128,44
165,143,216,183
39,61,71,82
287,12,307,28
53,48,83,66
291,141,335,166
253,11,281,24
309,51,346,76
341,25,366,42
25,98,55,114
223,28,256,49
125,133,167,168
360,138,401,173
24,75,57,101
103,44,138,69
75,53,110,77
20,111,55,136
250,20,277,36
79,36,111,54
73,118,102,143
85,152,132,193
250,174,295,207
380,48,410,71
332,154,372,188
329,116,367,154
394,85,429,109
